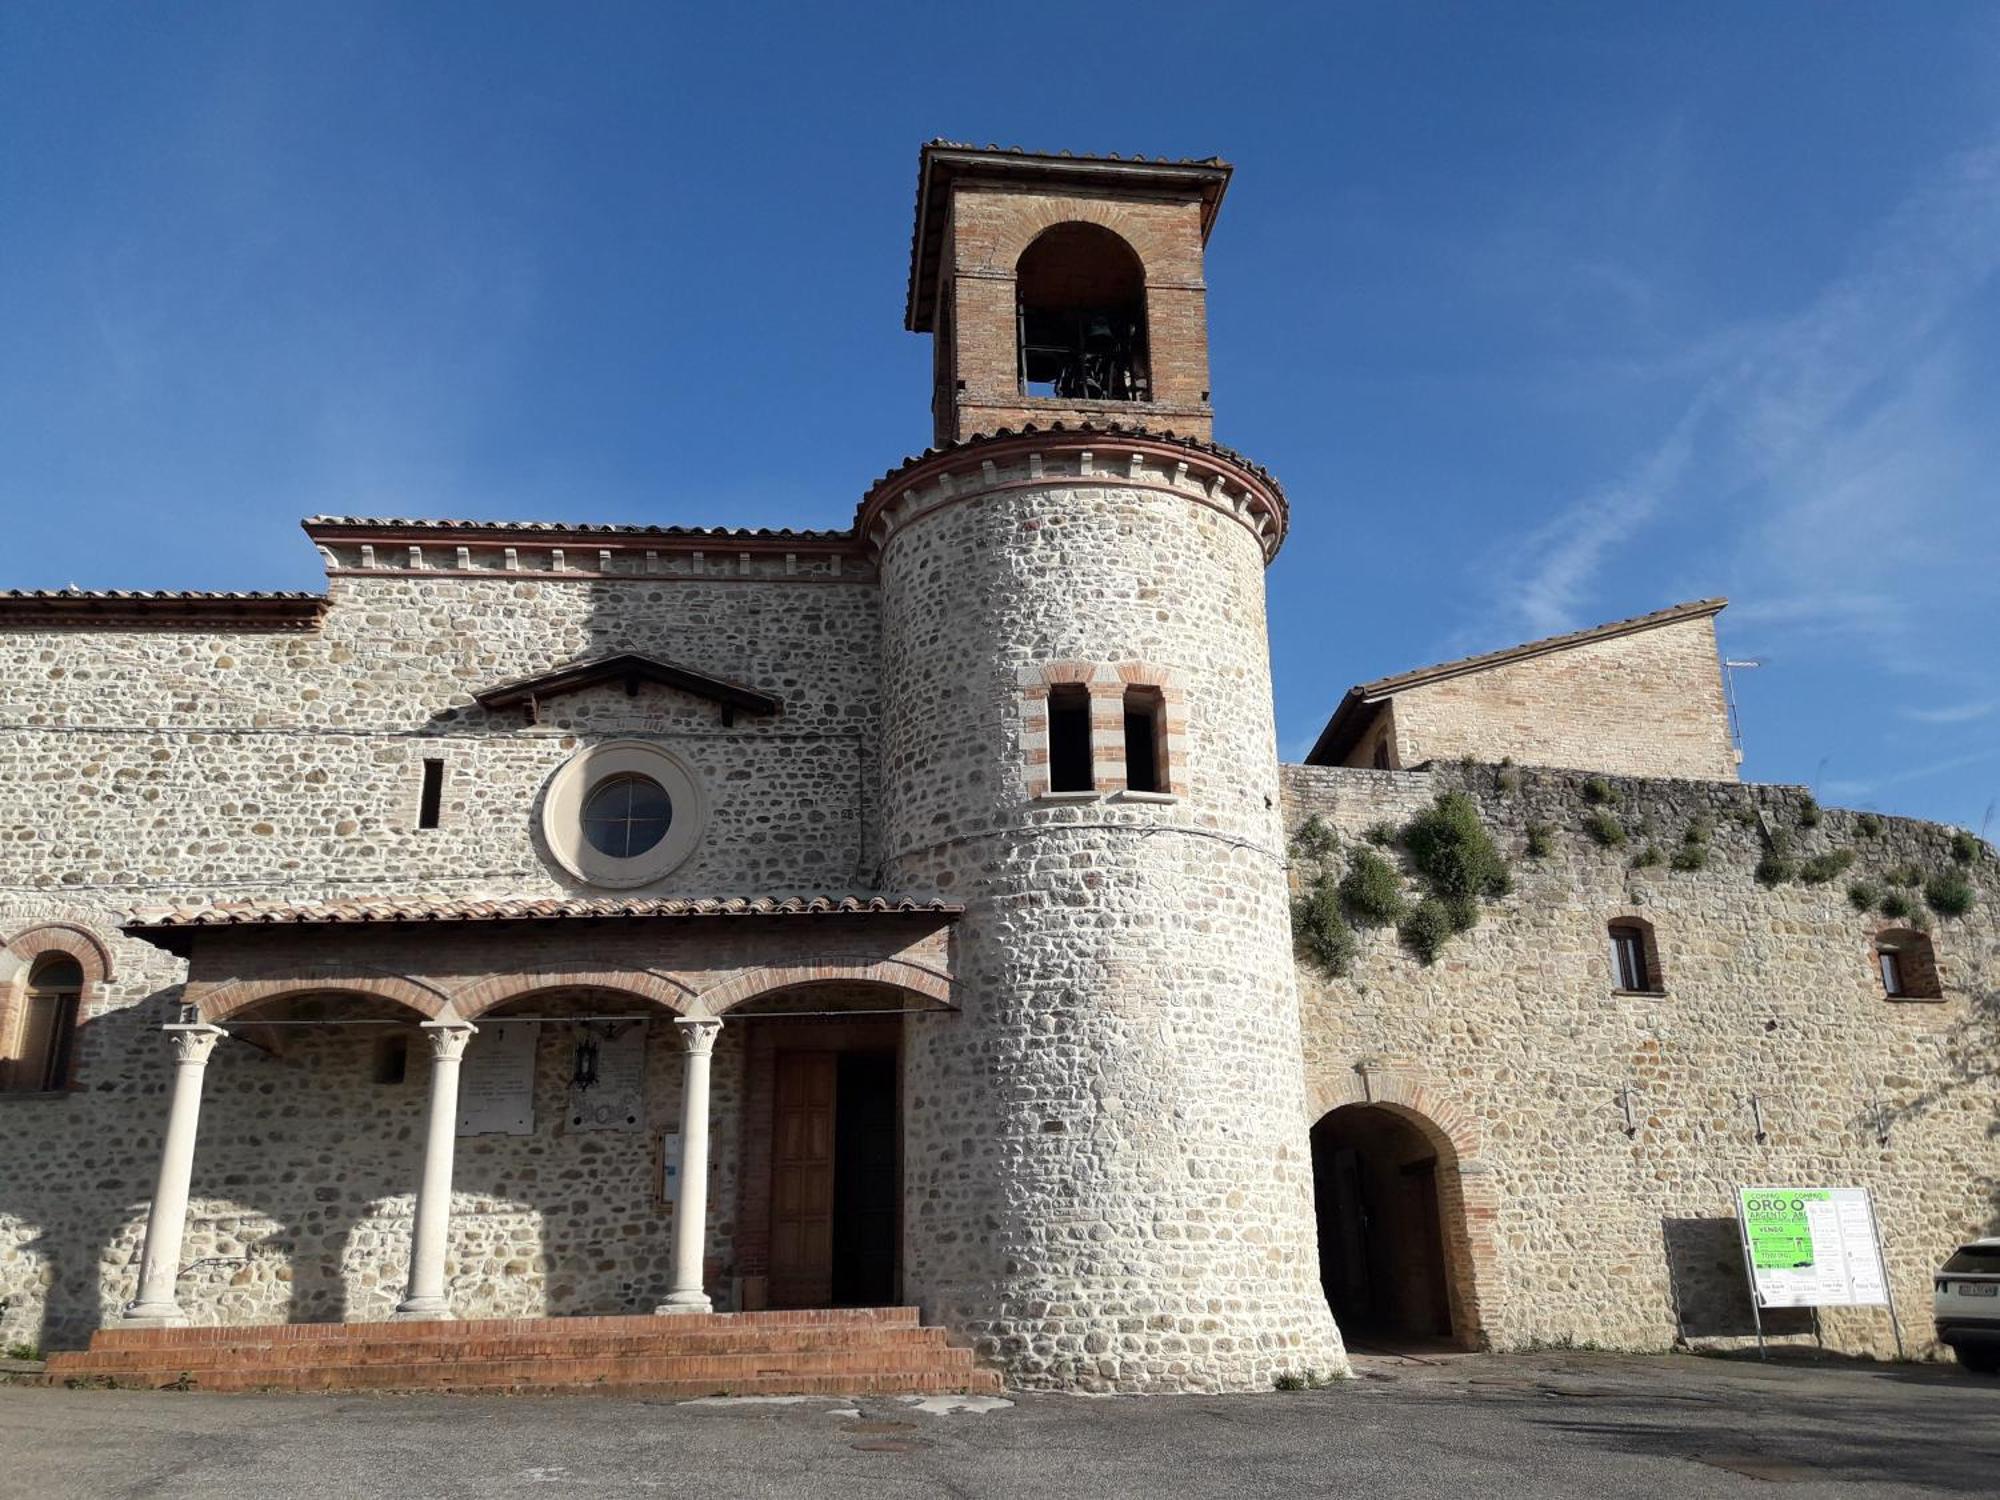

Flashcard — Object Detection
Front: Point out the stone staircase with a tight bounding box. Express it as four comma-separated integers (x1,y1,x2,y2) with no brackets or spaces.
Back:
44,1306,1001,1397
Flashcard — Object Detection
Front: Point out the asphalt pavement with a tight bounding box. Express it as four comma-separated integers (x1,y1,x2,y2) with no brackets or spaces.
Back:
1,1348,1995,1498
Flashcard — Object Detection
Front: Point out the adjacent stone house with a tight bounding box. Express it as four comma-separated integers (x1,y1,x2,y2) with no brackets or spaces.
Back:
1,143,1992,1392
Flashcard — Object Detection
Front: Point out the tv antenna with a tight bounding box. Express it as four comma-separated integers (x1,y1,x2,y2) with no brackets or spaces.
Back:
1722,658,1764,762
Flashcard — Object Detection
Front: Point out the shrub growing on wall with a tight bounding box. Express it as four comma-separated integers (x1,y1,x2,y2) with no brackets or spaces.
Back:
1339,846,1407,926
1799,848,1856,884
1394,792,1512,963
1293,875,1357,977
1398,896,1456,965
1926,872,1976,919
1584,809,1627,849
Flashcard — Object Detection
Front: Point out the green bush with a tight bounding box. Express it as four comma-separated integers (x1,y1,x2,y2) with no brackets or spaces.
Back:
1399,896,1456,965
1405,793,1512,905
1878,889,1913,920
1497,765,1522,795
1631,843,1664,870
1925,872,1977,918
1291,815,1338,865
1671,843,1709,872
1292,876,1356,978
1338,847,1407,926
1755,851,1796,887
1798,848,1856,884
1525,822,1554,859
1683,816,1714,847
1797,795,1821,828
1584,809,1627,848
1856,813,1884,838
1951,829,1980,863
1583,777,1619,807
1362,820,1401,849
1886,863,1923,888
1847,880,1880,912
1734,806,1763,829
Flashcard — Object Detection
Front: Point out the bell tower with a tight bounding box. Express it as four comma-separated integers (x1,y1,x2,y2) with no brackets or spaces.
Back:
906,142,1230,446
874,143,1346,1391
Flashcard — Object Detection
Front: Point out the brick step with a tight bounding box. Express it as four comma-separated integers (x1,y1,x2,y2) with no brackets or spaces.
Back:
86,1305,922,1351
55,1350,1001,1396
49,1326,951,1375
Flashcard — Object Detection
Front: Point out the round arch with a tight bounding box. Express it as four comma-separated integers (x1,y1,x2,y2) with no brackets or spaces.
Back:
1307,1068,1493,1350
199,974,446,1026
0,922,116,985
693,959,954,1018
450,968,694,1022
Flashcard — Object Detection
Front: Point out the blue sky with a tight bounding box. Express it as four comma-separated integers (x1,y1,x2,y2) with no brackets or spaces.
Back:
3,2,1996,832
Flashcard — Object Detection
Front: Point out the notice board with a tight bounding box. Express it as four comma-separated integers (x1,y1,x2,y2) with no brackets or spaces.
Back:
457,1020,540,1136
1736,1186,1889,1309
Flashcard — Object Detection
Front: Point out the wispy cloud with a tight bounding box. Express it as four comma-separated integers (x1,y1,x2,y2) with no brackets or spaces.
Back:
1902,700,1997,726
1484,133,2000,650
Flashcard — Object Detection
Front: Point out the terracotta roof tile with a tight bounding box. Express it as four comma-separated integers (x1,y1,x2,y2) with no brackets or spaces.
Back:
126,894,963,933
0,590,328,628
303,516,855,544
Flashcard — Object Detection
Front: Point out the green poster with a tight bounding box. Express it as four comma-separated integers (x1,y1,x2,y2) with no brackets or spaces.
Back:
1740,1189,1827,1270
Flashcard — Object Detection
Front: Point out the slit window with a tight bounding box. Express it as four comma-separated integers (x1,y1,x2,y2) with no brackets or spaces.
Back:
418,757,444,830
372,1034,410,1085
13,954,82,1092
1123,687,1166,794
1048,685,1094,793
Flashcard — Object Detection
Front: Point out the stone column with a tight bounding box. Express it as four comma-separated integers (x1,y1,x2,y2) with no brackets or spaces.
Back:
123,1023,227,1325
394,1021,476,1320
656,1017,722,1314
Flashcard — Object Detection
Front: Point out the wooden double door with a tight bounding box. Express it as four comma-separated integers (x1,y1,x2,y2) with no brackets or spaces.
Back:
767,1048,901,1309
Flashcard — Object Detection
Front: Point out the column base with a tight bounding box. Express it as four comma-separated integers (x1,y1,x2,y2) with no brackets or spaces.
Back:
653,1290,713,1316
119,1300,188,1327
392,1298,454,1321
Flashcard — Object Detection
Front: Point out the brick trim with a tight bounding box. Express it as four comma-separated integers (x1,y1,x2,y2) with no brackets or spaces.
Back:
0,922,114,1093
1019,661,1186,799
197,971,448,1024
1308,1066,1495,1350
453,968,697,1020
694,959,954,1017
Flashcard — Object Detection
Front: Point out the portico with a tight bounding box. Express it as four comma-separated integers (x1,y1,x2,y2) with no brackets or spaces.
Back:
116,896,957,1330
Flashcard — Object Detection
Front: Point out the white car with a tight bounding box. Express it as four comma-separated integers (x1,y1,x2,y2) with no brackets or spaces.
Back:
1935,1237,2000,1374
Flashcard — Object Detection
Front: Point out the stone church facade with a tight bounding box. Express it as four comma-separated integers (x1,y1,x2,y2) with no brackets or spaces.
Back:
0,144,1993,1392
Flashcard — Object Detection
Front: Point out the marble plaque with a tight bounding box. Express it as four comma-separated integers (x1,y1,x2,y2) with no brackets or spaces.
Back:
456,1020,539,1136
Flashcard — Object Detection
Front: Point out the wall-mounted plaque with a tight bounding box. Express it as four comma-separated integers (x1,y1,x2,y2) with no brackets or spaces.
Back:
456,1020,539,1136
567,1021,647,1132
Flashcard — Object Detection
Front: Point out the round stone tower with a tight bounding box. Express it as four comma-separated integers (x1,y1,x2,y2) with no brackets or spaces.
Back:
866,144,1346,1392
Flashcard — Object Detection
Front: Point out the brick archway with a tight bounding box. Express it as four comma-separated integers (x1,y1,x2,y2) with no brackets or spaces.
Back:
0,922,116,985
451,968,694,1021
197,973,447,1025
1308,1066,1494,1350
693,959,954,1017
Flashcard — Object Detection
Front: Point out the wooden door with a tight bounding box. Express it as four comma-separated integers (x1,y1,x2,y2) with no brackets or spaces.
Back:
769,1051,837,1308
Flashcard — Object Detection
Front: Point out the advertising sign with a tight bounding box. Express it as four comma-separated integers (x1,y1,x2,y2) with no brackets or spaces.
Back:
1736,1186,1889,1309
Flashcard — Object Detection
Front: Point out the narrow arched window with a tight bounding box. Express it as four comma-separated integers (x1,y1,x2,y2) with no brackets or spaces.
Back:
1016,224,1150,402
13,954,83,1092
1608,919,1662,994
1877,929,1942,1000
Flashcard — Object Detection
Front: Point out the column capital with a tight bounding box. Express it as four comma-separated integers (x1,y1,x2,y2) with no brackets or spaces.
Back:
673,1017,722,1056
419,1020,477,1061
163,1022,226,1066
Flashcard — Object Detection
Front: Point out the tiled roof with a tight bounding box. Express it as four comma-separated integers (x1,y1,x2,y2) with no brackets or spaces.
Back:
856,420,1289,521
127,895,963,932
303,516,855,545
906,141,1233,332
1305,599,1729,766
0,590,328,628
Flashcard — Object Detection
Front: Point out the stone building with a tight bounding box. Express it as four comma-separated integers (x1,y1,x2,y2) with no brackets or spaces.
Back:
0,143,1993,1393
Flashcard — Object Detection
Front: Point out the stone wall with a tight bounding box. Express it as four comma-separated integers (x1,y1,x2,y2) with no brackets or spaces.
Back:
0,566,883,1351
1284,760,2000,1360
1383,613,1738,781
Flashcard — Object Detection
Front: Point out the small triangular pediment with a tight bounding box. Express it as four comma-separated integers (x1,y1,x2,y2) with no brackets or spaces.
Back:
472,653,780,723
